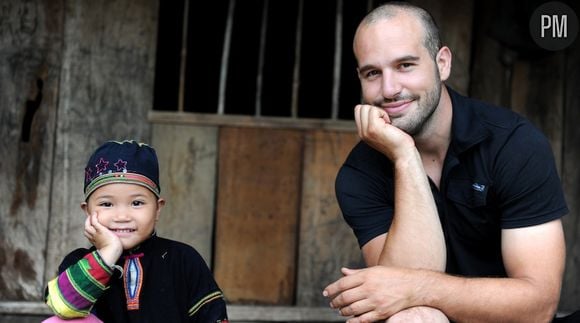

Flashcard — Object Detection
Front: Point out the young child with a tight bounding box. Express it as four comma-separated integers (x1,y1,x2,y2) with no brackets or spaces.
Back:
45,140,228,322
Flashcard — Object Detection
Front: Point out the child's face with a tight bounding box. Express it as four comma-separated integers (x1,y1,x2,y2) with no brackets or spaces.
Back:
83,183,164,250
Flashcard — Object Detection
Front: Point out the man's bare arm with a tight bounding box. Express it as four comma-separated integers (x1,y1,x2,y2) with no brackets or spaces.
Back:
356,104,445,270
325,219,565,323
429,219,565,322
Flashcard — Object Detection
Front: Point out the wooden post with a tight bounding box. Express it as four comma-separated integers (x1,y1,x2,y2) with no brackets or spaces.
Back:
296,130,363,306
0,1,63,300
44,0,159,289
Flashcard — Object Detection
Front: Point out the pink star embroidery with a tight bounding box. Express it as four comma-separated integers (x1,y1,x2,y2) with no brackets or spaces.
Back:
114,159,127,171
96,158,109,173
85,167,93,182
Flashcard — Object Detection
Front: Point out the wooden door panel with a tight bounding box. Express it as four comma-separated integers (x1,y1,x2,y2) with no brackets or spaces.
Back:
214,127,303,304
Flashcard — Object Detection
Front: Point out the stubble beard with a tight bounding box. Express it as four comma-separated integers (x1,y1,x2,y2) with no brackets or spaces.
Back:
394,80,441,136
373,72,443,136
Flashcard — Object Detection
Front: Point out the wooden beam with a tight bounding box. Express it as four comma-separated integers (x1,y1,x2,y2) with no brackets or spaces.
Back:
149,111,356,132
0,302,344,321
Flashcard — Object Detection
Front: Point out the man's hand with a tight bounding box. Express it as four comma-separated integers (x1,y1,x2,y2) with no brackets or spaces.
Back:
84,211,123,267
354,104,416,163
323,266,428,323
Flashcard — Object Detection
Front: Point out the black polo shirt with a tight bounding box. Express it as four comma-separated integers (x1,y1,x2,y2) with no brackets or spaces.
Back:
335,87,568,277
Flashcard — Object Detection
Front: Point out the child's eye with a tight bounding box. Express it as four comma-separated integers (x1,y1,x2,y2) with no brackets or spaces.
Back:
132,200,145,207
98,202,113,207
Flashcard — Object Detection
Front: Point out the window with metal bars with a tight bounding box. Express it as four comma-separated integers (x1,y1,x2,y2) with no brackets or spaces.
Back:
152,0,383,123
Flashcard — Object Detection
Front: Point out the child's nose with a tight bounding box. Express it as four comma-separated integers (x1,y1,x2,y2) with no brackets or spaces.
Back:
113,207,131,221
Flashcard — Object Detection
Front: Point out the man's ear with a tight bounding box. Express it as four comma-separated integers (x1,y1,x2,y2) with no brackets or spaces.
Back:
436,46,452,81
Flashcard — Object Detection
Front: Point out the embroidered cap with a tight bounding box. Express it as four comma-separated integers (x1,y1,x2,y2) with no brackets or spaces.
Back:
84,140,160,199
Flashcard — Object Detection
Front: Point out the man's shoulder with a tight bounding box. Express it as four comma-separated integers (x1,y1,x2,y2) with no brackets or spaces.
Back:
449,87,545,143
450,88,524,129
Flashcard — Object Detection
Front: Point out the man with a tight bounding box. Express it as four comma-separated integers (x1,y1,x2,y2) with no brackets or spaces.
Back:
323,2,568,322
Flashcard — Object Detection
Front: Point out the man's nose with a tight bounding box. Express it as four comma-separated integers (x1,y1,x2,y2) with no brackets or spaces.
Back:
381,70,402,99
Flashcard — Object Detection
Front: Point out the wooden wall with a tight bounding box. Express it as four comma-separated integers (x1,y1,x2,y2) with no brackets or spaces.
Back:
0,0,62,299
468,0,580,311
0,0,578,316
152,122,363,306
0,0,158,299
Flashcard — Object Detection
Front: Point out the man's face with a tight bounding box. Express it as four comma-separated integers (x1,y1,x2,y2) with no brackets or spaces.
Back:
354,14,443,136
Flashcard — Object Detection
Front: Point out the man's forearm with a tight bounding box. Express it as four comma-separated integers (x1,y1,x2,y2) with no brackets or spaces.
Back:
378,149,446,270
421,270,560,323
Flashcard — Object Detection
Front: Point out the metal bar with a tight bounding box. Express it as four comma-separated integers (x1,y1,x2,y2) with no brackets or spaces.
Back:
178,0,190,112
331,0,343,120
255,0,269,117
218,0,236,115
290,0,304,119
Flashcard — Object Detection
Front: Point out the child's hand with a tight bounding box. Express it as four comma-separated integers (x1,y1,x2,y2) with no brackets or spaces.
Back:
84,211,123,267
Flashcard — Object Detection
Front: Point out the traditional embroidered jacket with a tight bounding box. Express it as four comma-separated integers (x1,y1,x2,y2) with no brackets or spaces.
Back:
46,234,228,322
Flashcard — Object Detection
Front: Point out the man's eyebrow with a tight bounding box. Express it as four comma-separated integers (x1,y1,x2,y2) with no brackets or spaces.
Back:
358,55,422,74
357,65,375,75
394,55,420,63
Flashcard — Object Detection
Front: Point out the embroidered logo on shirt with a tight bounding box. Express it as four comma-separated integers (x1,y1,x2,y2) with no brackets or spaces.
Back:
472,183,486,192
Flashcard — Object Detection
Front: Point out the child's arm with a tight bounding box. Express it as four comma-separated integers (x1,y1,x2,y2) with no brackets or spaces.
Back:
188,289,227,322
84,211,123,266
45,250,113,319
46,212,122,319
185,248,228,322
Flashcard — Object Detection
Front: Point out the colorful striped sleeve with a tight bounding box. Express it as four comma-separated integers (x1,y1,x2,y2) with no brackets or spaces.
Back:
46,251,113,319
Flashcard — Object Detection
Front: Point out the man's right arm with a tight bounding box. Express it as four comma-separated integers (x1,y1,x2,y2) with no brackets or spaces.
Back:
378,149,445,270
355,104,445,270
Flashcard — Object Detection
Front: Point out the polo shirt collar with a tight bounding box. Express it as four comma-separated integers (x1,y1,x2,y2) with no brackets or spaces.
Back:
448,86,492,154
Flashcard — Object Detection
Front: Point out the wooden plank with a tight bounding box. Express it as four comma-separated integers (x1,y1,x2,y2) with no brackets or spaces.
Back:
296,130,364,306
510,54,565,170
151,123,218,266
0,302,344,322
0,301,576,322
0,1,62,300
149,111,356,132
414,0,474,95
44,0,159,287
214,127,303,304
225,304,343,321
560,33,580,312
468,0,510,105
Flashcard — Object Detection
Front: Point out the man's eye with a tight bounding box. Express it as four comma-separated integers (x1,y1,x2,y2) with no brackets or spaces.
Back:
399,63,414,69
365,70,380,78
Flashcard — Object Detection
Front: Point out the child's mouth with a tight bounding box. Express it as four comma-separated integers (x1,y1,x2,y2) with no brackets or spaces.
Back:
111,228,136,233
